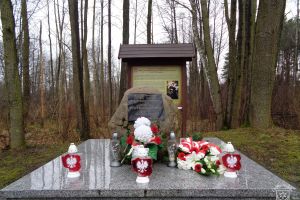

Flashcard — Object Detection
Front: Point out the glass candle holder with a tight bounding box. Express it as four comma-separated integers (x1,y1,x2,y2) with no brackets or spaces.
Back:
131,147,153,183
110,132,121,167
167,131,177,167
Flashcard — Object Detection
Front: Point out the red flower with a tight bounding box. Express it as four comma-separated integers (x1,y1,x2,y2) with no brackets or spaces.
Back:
178,152,186,161
216,160,221,166
191,147,199,153
201,145,209,152
126,135,134,145
151,124,159,134
149,136,162,145
199,150,206,155
194,164,202,173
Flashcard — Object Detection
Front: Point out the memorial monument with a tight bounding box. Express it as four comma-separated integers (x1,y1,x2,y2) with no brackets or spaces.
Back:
118,43,195,135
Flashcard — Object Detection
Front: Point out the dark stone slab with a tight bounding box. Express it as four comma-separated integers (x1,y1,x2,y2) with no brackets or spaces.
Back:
0,138,298,199
128,93,165,122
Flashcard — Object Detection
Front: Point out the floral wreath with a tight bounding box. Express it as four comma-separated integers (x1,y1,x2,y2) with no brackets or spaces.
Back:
121,117,163,162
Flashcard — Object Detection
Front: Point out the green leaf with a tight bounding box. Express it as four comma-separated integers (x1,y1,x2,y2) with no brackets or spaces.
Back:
120,133,127,147
148,144,159,160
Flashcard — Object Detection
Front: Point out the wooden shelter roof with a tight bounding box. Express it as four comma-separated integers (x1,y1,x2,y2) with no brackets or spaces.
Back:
118,43,195,61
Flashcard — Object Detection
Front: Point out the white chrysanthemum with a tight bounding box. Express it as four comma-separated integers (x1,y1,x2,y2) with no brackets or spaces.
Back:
177,159,191,170
197,152,205,160
208,155,219,162
134,117,151,129
178,144,191,153
210,146,221,156
134,124,153,143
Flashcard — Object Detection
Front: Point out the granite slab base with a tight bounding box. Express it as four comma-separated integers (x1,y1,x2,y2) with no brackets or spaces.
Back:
0,138,298,200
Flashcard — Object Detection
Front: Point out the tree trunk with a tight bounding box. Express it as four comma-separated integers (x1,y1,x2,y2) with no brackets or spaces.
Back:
240,0,257,125
134,0,138,44
230,0,245,128
47,0,54,97
119,0,130,103
68,0,90,140
250,0,286,128
147,0,152,44
172,0,178,44
54,0,65,98
108,0,113,117
1,0,25,148
39,21,45,127
100,0,105,118
294,0,299,90
21,0,30,122
199,0,224,130
82,0,90,135
92,0,100,125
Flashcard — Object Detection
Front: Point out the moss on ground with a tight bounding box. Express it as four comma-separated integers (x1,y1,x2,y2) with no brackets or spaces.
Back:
201,127,300,189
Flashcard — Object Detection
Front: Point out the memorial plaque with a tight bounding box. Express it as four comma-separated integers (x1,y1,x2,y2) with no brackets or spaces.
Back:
132,66,182,105
128,93,165,122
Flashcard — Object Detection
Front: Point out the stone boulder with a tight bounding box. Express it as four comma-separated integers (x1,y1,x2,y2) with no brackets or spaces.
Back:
108,87,180,136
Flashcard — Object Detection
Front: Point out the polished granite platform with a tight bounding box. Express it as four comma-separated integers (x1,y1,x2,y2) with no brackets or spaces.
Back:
0,138,298,199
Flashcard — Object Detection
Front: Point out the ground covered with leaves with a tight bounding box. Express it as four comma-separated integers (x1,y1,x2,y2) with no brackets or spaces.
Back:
202,127,300,189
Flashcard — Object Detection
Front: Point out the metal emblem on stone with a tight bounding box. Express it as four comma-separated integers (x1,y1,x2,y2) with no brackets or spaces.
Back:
275,185,291,200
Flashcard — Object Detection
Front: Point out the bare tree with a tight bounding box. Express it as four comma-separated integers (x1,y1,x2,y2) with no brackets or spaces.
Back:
108,0,113,117
92,0,100,125
47,0,54,96
100,0,105,117
21,0,30,121
39,21,45,127
134,0,138,44
119,0,130,103
147,0,153,44
81,0,90,133
68,0,90,140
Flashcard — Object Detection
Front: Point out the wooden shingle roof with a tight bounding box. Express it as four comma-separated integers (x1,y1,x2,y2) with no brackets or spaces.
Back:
118,43,195,61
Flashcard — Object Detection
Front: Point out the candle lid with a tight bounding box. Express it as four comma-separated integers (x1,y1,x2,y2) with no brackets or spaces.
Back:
68,143,78,153
132,146,149,158
224,142,235,153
